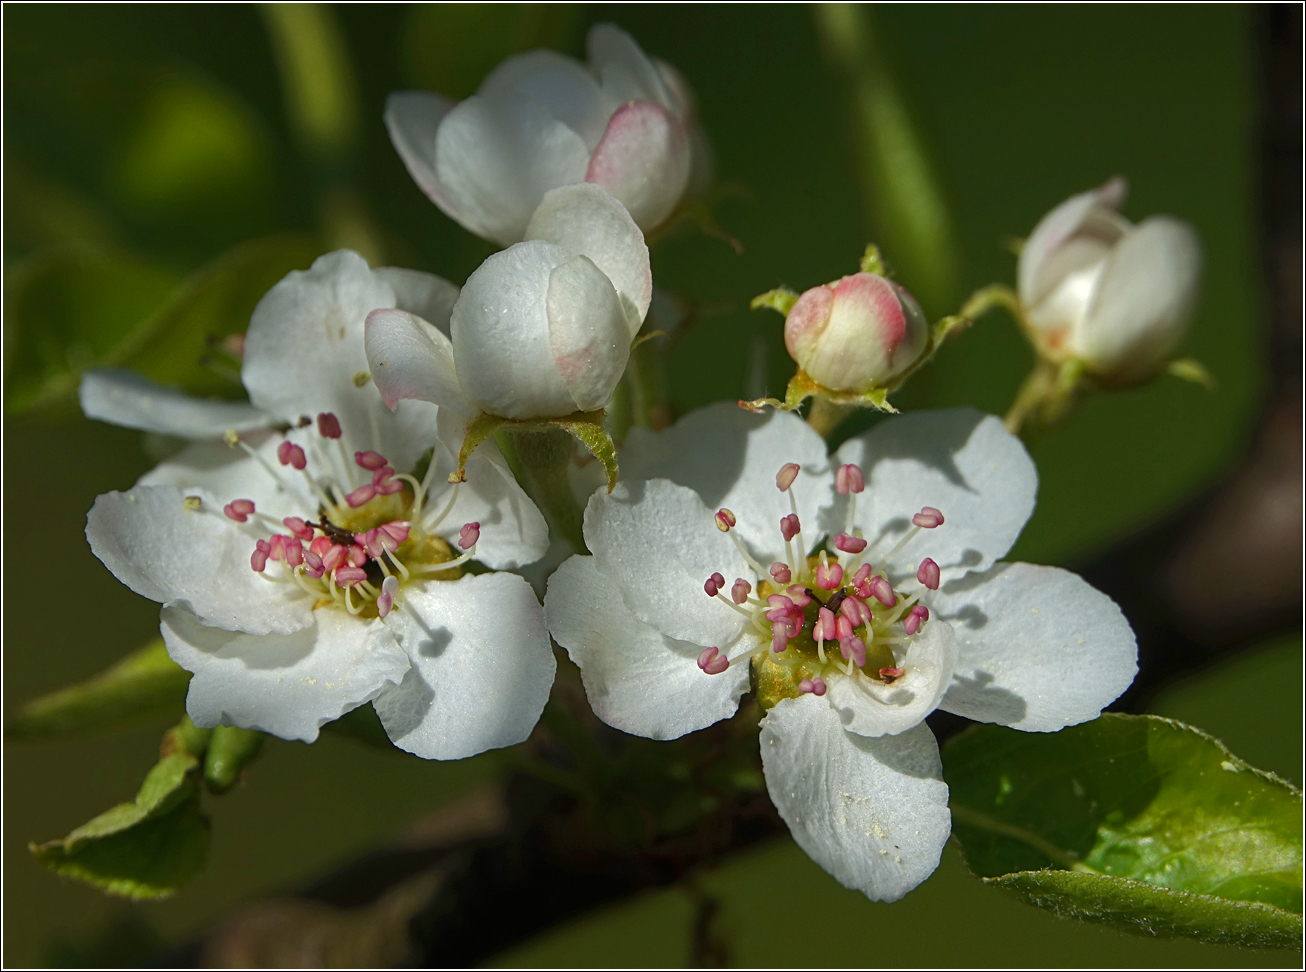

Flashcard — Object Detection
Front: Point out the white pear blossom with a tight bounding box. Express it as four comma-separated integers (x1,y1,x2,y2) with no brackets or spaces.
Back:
1019,177,1202,385
785,272,929,392
84,250,556,759
544,403,1137,901
386,23,696,245
365,183,650,421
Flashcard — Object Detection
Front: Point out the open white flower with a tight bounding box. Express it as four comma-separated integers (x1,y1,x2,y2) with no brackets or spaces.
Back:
386,23,695,245
1019,177,1202,385
84,250,555,759
544,404,1137,901
365,183,650,421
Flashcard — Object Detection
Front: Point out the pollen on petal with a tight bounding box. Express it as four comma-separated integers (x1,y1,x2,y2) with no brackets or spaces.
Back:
775,462,800,491
879,666,905,683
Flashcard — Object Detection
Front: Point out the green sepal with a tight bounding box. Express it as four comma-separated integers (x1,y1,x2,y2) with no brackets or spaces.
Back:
749,288,799,317
944,713,1304,946
6,638,190,741
203,726,265,794
858,243,887,276
983,870,1302,950
30,749,209,900
454,410,618,493
161,715,212,759
1167,357,1217,390
739,370,895,416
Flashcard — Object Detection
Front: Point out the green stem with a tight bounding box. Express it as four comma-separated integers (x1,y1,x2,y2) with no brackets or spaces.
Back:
507,428,587,554
960,283,1022,323
806,398,854,440
1004,361,1057,436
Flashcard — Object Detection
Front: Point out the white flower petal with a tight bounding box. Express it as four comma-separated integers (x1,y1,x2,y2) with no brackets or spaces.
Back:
373,573,555,760
760,697,951,903
1018,177,1128,307
136,433,306,522
931,562,1137,732
160,605,409,743
434,93,590,246
79,369,270,439
621,403,834,567
385,91,458,208
585,99,690,232
86,486,312,635
241,250,397,440
546,254,629,412
375,267,460,337
826,618,957,738
450,240,578,419
525,182,652,333
546,555,750,739
479,49,612,150
835,409,1036,582
365,308,469,415
587,23,676,112
1079,216,1202,382
584,478,747,648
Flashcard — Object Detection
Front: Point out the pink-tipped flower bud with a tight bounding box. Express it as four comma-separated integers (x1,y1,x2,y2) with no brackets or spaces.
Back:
917,557,940,590
224,499,256,523
458,522,481,550
731,578,752,605
780,513,801,542
775,462,800,491
769,562,792,585
715,508,736,532
1019,178,1202,385
784,273,928,392
705,572,725,597
317,412,342,439
834,532,867,554
835,463,865,495
913,506,945,529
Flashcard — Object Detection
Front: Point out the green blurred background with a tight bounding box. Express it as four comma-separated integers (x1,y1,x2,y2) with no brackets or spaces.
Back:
3,4,1299,966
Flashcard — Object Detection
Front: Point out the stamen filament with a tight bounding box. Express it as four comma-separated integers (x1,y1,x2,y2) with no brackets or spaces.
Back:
424,481,461,531
727,531,770,580
238,440,314,508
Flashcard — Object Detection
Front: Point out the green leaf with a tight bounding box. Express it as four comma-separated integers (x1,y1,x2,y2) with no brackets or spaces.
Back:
944,714,1303,945
6,639,190,741
30,750,209,900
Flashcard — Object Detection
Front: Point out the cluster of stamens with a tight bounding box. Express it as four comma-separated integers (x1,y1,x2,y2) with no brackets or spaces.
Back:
695,459,944,700
213,411,478,619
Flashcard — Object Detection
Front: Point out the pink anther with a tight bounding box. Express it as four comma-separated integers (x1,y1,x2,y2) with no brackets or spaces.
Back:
283,516,315,541
697,646,729,675
775,462,800,491
267,535,288,561
780,514,801,542
355,450,388,471
375,477,404,496
798,677,827,696
840,596,874,627
277,440,307,470
377,576,399,618
346,483,377,507
715,508,736,532
250,539,270,572
334,565,368,587
317,412,342,439
379,521,410,544
834,532,867,554
868,575,896,608
840,636,867,668
835,615,854,642
303,551,325,578
348,545,367,567
815,560,843,590
772,625,791,653
731,578,752,604
310,535,333,557
917,557,940,590
851,563,873,596
816,606,837,642
459,522,480,550
835,463,865,495
763,594,794,620
769,562,792,585
784,585,812,607
224,498,256,522
321,544,348,571
913,506,945,529
704,572,726,597
903,604,930,636
372,466,395,485
283,539,304,568
879,666,905,683
222,333,246,356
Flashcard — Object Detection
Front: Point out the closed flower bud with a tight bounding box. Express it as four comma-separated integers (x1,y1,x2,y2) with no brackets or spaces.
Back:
784,273,929,393
1019,178,1202,385
386,23,697,247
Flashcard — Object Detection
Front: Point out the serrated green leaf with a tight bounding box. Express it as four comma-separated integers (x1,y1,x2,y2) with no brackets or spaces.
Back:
31,749,209,900
985,870,1303,949
6,639,189,741
944,714,1303,945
